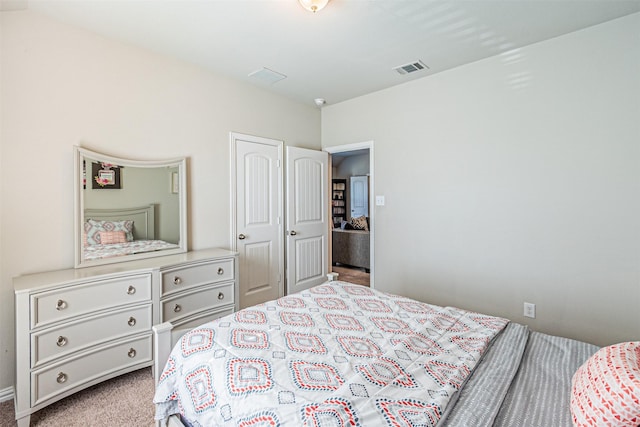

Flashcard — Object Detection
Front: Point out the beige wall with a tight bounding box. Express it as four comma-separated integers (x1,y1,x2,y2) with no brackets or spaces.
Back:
0,10,320,391
322,13,640,348
334,153,370,179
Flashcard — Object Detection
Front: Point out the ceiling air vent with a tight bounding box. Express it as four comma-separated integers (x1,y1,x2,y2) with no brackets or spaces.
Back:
393,60,429,75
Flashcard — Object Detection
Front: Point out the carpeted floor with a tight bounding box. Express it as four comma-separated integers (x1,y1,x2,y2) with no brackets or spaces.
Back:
0,367,155,427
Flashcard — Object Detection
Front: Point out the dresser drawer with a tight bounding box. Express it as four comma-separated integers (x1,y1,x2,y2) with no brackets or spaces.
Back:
31,303,152,368
31,334,152,406
161,259,234,296
162,282,234,323
31,274,151,329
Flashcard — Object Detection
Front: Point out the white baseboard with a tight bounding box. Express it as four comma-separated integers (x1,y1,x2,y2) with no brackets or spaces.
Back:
0,386,14,403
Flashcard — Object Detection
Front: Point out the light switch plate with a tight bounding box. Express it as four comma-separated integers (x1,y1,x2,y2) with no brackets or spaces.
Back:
375,195,385,206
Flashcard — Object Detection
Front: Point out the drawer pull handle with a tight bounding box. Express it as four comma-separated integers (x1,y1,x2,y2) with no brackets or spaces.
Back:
173,304,182,313
128,317,136,327
218,292,225,300
56,372,67,384
56,336,67,347
56,300,67,311
217,267,224,275
128,348,136,358
173,276,182,285
127,286,136,295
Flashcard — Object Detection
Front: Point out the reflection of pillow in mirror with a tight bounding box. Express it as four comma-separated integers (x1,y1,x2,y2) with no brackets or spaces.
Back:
98,231,127,245
84,219,134,245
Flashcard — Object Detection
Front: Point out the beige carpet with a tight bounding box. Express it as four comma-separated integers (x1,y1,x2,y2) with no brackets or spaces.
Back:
0,368,155,427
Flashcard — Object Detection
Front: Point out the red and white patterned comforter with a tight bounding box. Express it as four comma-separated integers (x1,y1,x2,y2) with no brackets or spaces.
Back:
154,281,508,426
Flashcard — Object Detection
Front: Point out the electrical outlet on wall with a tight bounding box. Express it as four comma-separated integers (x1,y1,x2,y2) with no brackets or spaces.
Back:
524,302,536,318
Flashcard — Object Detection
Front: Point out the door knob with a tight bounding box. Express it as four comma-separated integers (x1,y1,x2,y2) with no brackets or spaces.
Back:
289,230,297,236
238,234,246,240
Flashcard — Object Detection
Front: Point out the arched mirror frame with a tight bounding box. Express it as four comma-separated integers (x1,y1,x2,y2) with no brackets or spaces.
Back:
74,146,188,268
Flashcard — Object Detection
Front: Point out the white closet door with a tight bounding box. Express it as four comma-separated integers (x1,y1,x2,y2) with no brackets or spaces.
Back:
285,147,329,294
232,134,283,309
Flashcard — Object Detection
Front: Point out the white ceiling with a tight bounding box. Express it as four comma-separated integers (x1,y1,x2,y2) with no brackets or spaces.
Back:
15,0,640,106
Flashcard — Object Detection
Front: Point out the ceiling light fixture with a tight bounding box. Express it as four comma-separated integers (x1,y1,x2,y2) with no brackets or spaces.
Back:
298,0,329,13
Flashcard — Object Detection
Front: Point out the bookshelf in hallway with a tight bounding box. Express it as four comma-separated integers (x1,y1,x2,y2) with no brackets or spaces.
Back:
332,178,347,227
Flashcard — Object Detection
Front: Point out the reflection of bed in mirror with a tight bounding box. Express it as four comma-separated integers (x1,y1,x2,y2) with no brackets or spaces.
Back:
83,204,179,261
74,146,187,268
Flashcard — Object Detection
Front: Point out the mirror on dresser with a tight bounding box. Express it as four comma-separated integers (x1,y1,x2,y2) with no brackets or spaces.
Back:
74,146,187,268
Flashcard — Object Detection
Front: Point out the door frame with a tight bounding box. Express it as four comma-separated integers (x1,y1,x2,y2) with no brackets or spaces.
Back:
325,141,375,289
230,132,285,300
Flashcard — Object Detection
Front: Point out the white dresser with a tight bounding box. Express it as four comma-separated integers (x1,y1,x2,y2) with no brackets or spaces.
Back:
14,248,238,427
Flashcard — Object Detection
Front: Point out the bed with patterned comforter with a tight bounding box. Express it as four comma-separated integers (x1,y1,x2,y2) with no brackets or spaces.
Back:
154,281,599,427
84,239,179,260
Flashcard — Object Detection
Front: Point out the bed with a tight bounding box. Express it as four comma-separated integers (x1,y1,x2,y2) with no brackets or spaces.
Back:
83,204,179,260
152,280,638,427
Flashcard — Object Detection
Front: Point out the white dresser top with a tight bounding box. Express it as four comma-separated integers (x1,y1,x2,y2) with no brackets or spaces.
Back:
14,248,238,293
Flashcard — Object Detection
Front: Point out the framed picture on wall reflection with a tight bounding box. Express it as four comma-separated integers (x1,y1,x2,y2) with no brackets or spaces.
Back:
91,162,122,189
171,171,179,194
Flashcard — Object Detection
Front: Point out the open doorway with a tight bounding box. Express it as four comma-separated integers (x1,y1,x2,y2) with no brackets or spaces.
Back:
326,142,374,288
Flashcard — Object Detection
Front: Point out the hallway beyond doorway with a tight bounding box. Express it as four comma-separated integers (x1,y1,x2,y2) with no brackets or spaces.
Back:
326,140,375,289
332,265,370,287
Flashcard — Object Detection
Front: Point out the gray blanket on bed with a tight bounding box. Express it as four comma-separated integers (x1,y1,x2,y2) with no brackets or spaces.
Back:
443,323,599,427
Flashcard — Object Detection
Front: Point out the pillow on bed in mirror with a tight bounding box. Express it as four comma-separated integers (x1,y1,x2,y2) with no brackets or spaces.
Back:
350,215,369,231
98,231,127,245
570,341,640,427
84,219,134,245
